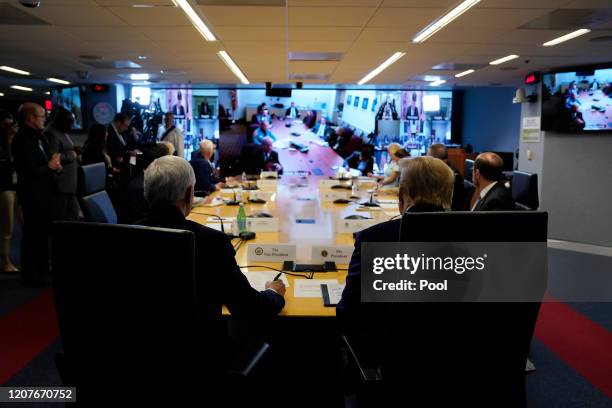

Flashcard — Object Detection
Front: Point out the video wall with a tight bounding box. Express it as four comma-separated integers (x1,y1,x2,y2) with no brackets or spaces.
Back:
51,87,84,130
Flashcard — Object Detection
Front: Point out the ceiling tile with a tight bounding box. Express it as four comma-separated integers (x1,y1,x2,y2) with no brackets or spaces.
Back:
199,6,286,26
215,26,285,41
23,5,127,26
289,27,361,41
106,6,191,26
289,7,376,27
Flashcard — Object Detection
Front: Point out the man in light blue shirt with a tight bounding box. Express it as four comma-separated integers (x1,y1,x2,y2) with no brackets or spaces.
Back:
253,121,277,145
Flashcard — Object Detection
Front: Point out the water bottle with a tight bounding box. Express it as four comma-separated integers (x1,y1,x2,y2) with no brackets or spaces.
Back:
237,203,247,233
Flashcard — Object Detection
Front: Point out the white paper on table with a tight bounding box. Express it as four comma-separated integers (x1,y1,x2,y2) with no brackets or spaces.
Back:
245,272,290,292
294,279,338,298
322,283,346,305
206,216,235,223
205,223,232,232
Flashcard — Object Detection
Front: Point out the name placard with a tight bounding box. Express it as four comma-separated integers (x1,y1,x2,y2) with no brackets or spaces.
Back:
260,171,278,179
257,179,278,189
319,179,343,189
246,217,280,232
320,190,349,202
247,190,275,201
337,218,378,233
247,243,296,262
311,245,354,264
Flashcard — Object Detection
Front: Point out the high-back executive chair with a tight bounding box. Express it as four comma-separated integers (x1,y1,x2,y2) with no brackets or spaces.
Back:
51,222,268,405
512,171,539,210
342,211,548,407
78,162,117,223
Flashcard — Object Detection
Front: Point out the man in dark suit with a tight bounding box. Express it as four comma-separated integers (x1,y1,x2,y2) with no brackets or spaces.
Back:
12,103,62,286
137,156,286,327
260,137,282,174
427,143,466,211
285,101,299,119
471,152,514,211
239,138,283,175
190,139,224,195
105,112,132,170
337,156,453,326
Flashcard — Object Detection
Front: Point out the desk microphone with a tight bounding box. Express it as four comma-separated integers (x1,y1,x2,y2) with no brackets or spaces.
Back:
360,190,380,207
226,188,241,206
198,213,230,236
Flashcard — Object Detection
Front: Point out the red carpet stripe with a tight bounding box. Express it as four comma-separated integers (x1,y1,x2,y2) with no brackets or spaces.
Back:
535,300,612,399
0,289,59,384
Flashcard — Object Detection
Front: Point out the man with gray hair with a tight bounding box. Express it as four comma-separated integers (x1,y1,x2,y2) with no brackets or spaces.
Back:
136,156,285,324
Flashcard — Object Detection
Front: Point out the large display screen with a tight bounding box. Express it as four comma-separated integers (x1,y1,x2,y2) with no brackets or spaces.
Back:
51,87,83,130
542,67,612,132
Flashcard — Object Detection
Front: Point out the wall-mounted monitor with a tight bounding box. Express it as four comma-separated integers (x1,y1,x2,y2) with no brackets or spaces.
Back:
542,65,612,132
50,86,84,130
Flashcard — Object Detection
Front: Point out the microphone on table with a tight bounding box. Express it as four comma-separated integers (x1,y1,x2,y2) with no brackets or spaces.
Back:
360,190,380,207
198,213,231,236
226,188,241,206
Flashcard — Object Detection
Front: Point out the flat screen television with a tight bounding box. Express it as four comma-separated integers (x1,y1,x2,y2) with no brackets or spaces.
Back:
51,86,84,130
541,66,612,132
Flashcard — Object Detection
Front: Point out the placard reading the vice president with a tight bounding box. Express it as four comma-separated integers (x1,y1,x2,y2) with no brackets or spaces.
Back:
311,245,354,264
257,179,278,189
247,244,296,262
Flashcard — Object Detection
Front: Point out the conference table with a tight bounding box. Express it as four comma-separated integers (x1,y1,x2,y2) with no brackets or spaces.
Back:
188,120,401,317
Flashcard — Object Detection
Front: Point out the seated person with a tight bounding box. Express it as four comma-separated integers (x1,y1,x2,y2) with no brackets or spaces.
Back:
238,137,282,175
312,117,332,139
333,127,354,157
190,140,224,196
285,102,299,119
337,156,454,328
567,104,585,131
368,143,409,189
343,145,374,176
427,143,465,211
302,110,317,129
471,152,514,211
252,121,277,145
136,156,286,326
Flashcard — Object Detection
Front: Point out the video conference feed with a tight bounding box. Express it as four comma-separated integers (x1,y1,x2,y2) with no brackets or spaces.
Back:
542,68,612,132
51,87,83,130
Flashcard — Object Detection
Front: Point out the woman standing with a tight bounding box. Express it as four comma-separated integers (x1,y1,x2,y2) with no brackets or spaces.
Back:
368,143,410,189
0,109,19,273
44,107,79,221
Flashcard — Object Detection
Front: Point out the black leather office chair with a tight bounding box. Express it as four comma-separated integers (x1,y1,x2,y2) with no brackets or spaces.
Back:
464,158,475,181
78,163,117,223
51,222,269,404
512,171,539,210
342,211,548,407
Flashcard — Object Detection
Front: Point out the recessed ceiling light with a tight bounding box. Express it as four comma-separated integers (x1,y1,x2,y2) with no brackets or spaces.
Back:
130,73,150,80
489,54,519,65
429,79,446,86
11,85,33,92
0,92,4,97
357,52,406,85
455,69,474,78
543,28,591,47
413,0,480,43
172,0,216,41
138,55,147,60
0,66,30,75
47,77,70,85
217,51,249,84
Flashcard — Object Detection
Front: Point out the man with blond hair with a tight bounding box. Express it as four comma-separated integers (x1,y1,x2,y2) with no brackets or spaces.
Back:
190,139,224,195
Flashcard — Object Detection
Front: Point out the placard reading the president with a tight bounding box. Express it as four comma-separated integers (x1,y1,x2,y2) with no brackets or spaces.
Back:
247,244,296,262
311,245,354,263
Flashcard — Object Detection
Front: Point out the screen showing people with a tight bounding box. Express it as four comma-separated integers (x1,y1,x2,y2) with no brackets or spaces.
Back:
542,68,612,132
50,87,83,130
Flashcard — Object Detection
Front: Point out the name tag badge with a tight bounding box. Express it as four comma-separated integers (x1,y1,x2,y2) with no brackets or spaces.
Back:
320,190,349,202
319,179,341,189
257,179,278,189
246,217,279,232
248,190,274,201
260,171,278,179
311,245,354,264
247,244,296,262
336,218,378,233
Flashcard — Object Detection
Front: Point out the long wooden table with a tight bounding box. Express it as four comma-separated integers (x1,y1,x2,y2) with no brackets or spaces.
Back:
188,121,400,317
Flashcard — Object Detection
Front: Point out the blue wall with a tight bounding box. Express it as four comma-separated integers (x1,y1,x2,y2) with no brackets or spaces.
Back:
462,87,520,154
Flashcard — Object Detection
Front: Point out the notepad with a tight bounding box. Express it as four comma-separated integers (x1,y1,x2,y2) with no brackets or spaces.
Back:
294,279,337,298
245,272,290,292
321,283,345,306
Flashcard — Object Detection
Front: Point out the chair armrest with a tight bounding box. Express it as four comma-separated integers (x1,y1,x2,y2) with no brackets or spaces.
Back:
342,335,382,383
224,342,270,378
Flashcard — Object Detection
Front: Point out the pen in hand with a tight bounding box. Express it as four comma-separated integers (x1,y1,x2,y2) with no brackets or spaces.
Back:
273,272,282,281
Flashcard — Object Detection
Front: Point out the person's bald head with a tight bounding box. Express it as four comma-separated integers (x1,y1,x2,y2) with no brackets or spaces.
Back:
473,152,504,187
18,102,46,130
261,137,274,152
427,143,448,161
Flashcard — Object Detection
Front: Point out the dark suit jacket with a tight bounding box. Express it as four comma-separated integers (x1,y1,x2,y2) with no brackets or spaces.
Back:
239,144,283,175
285,106,299,118
473,181,514,211
302,113,317,129
448,163,466,211
12,125,57,211
190,157,220,195
136,204,285,326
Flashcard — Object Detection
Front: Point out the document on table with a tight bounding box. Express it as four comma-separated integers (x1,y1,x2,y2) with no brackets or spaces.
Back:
294,279,338,298
245,272,290,292
205,223,232,232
